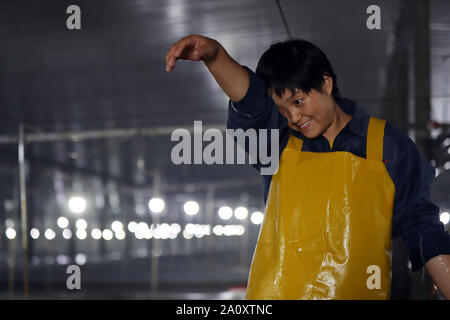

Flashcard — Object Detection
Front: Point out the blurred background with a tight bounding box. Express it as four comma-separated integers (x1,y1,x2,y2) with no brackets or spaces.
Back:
0,0,449,299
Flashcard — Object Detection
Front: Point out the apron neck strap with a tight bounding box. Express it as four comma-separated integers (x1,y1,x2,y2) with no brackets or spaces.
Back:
286,133,304,150
366,117,386,162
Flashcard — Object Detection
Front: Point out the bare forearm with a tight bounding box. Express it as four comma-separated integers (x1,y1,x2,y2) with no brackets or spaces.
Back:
425,254,450,299
203,43,250,103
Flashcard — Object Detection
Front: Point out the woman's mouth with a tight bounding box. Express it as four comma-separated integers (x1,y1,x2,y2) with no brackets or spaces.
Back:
296,119,312,131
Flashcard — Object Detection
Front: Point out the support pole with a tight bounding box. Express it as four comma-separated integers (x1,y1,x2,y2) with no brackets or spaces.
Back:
150,170,161,298
18,124,29,299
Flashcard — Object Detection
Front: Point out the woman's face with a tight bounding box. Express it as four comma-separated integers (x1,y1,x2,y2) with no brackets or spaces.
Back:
269,76,335,139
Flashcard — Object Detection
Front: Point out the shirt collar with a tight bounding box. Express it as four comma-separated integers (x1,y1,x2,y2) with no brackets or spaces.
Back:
335,96,370,139
289,96,370,140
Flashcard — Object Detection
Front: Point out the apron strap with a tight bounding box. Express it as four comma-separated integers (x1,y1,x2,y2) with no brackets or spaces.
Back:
286,133,304,151
366,117,386,162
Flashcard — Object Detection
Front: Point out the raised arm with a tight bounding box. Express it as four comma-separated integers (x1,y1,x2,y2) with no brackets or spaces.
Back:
165,34,249,102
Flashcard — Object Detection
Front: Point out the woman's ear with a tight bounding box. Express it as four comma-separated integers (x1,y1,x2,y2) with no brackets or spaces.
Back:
322,75,333,96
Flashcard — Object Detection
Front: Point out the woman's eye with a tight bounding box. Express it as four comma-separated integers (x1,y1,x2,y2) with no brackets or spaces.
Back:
294,98,304,105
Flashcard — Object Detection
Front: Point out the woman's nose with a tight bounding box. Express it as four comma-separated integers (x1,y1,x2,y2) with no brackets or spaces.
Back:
289,113,302,125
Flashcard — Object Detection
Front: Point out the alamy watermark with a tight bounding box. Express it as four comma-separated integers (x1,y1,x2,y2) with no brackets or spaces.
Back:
366,5,381,30
170,121,279,175
66,265,81,290
366,264,381,290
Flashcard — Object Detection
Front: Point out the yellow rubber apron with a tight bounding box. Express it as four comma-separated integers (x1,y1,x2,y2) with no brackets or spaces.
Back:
246,117,396,300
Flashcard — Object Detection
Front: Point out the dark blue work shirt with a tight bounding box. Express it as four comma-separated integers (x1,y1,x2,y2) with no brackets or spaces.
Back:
227,65,450,272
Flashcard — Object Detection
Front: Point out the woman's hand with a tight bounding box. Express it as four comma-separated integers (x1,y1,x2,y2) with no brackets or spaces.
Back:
165,34,220,72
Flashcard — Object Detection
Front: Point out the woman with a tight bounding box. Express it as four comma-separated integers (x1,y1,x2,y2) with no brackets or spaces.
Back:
165,34,450,299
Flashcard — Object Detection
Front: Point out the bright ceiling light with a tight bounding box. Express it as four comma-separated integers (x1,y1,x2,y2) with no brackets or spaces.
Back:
6,228,16,240
30,228,40,239
148,197,165,213
127,221,137,233
115,230,126,240
76,219,87,230
91,228,102,240
68,196,87,214
184,201,199,216
218,206,233,220
63,229,72,239
57,217,69,229
234,207,248,220
45,228,56,240
250,211,264,225
102,229,113,241
440,211,449,225
111,221,123,233
76,229,87,240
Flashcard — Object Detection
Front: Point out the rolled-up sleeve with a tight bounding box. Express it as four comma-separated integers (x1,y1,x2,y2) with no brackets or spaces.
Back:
393,136,450,272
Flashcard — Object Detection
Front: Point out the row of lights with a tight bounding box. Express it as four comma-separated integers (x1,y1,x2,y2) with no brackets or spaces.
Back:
67,195,264,223
7,211,450,240
4,222,248,240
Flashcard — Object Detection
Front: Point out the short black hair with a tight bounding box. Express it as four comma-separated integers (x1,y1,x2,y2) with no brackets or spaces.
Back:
255,38,340,100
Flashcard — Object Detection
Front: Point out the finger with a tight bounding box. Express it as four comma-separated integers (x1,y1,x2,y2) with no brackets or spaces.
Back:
166,46,180,71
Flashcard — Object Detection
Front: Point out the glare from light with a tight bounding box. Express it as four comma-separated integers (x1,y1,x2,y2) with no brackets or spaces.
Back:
201,224,211,236
57,255,70,265
444,162,450,170
183,230,193,239
102,229,113,241
45,228,56,240
185,223,195,235
148,197,165,213
436,168,441,177
443,138,450,148
213,225,224,236
218,206,233,220
75,253,87,265
152,225,160,239
160,223,171,239
170,223,181,234
234,207,248,220
168,232,177,239
135,230,144,239
115,230,126,240
6,228,16,240
76,218,87,230
184,201,199,216
236,225,245,236
76,229,87,240
30,228,40,239
111,221,123,233
250,211,264,225
440,211,450,225
31,257,40,266
91,228,102,240
5,218,14,228
57,217,69,229
128,221,138,233
224,225,234,236
137,222,149,235
44,256,55,265
63,229,72,239
135,203,147,216
68,196,87,214
4,199,14,212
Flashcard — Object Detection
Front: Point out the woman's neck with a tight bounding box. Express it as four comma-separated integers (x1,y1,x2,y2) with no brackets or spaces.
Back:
323,102,352,143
